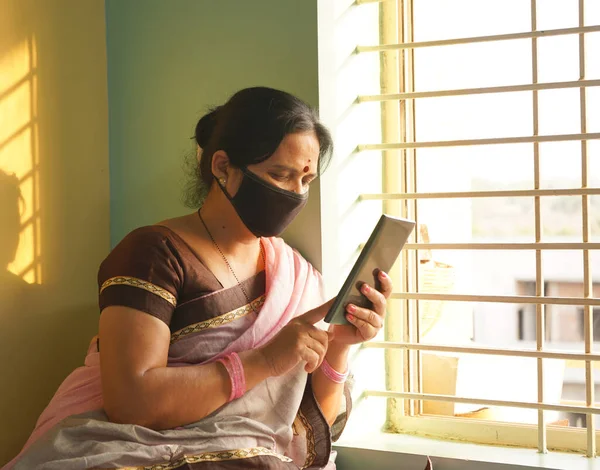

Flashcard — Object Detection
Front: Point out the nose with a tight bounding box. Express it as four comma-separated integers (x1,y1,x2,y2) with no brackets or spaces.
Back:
292,179,304,194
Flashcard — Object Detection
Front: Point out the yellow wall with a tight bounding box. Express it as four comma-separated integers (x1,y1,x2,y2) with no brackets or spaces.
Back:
0,0,109,464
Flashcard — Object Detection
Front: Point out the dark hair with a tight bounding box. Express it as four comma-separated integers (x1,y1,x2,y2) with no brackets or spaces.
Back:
184,87,333,207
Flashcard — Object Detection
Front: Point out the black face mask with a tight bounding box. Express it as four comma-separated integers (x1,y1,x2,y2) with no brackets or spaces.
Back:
218,167,308,237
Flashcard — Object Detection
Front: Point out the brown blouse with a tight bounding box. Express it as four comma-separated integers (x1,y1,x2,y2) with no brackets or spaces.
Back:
97,226,266,336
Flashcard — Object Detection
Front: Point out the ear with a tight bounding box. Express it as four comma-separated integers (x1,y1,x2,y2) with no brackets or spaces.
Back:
196,144,201,163
211,150,231,181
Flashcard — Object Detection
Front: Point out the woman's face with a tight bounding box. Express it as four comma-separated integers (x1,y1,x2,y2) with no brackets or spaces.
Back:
244,131,320,194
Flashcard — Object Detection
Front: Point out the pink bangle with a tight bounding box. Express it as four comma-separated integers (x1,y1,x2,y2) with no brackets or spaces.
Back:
217,352,246,402
320,358,349,384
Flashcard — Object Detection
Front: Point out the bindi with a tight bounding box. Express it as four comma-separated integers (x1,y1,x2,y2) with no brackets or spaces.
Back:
303,165,309,173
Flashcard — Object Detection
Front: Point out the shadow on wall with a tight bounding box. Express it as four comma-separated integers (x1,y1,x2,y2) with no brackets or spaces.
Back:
0,171,26,287
0,0,109,464
0,169,47,462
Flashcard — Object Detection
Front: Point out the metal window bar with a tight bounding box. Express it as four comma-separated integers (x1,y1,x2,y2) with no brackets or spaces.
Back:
358,132,600,151
364,390,600,417
358,79,600,102
361,187,600,200
402,243,600,250
364,341,600,362
390,293,600,306
359,242,600,250
356,25,600,52
530,0,547,453
578,0,596,457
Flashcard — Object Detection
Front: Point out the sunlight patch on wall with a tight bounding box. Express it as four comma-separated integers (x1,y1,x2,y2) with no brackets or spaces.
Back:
0,36,41,284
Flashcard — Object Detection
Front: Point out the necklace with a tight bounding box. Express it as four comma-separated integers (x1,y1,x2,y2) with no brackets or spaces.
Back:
198,209,265,313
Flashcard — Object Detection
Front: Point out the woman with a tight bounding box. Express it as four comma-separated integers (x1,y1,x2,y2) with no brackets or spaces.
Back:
5,87,392,469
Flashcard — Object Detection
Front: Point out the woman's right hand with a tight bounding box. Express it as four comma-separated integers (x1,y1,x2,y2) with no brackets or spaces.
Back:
258,300,334,377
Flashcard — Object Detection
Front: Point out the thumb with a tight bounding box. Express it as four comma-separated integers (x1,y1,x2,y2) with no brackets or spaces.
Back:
298,298,335,325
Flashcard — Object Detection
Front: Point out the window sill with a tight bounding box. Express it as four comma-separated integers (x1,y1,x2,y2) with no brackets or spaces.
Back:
334,397,592,470
334,431,592,470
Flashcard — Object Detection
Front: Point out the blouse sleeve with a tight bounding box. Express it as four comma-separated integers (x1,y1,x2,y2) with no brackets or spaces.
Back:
97,227,183,325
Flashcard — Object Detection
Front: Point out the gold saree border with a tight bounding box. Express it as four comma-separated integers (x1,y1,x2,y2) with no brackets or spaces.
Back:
297,409,316,469
170,295,266,344
100,276,177,307
112,446,293,470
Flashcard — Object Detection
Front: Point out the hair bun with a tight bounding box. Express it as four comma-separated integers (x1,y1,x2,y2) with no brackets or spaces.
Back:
194,106,221,148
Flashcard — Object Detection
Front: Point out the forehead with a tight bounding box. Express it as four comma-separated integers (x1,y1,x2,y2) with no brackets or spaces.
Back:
265,131,320,170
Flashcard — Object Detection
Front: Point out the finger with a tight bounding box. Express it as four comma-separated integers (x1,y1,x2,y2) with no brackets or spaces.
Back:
302,333,328,372
297,298,336,325
347,304,383,329
360,283,387,316
346,312,379,341
300,345,322,373
376,270,393,298
304,334,328,360
307,326,330,347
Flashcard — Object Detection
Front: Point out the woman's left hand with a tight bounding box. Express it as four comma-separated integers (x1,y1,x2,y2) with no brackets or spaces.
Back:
330,270,393,345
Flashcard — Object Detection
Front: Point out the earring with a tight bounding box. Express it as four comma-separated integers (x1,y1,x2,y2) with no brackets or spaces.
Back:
219,177,227,186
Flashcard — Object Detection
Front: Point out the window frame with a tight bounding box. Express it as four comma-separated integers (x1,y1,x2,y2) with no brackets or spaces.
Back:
353,0,600,457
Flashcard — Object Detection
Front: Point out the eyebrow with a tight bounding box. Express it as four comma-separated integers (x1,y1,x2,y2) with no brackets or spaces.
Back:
270,164,317,178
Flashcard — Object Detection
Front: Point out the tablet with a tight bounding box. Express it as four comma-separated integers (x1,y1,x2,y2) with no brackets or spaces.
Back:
324,214,416,325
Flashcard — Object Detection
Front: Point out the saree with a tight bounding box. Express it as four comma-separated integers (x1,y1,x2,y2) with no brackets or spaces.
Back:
4,227,350,470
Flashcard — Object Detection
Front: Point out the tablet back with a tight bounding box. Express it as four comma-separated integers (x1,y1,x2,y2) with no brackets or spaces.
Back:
324,215,415,325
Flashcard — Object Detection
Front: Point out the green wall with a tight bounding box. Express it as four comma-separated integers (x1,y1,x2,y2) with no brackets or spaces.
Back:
106,0,323,267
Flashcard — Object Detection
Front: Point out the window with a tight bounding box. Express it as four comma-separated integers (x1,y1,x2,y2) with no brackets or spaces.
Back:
578,307,600,342
519,281,600,342
324,0,600,458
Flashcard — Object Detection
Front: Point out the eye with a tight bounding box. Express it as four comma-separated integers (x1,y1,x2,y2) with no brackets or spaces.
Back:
269,173,288,181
